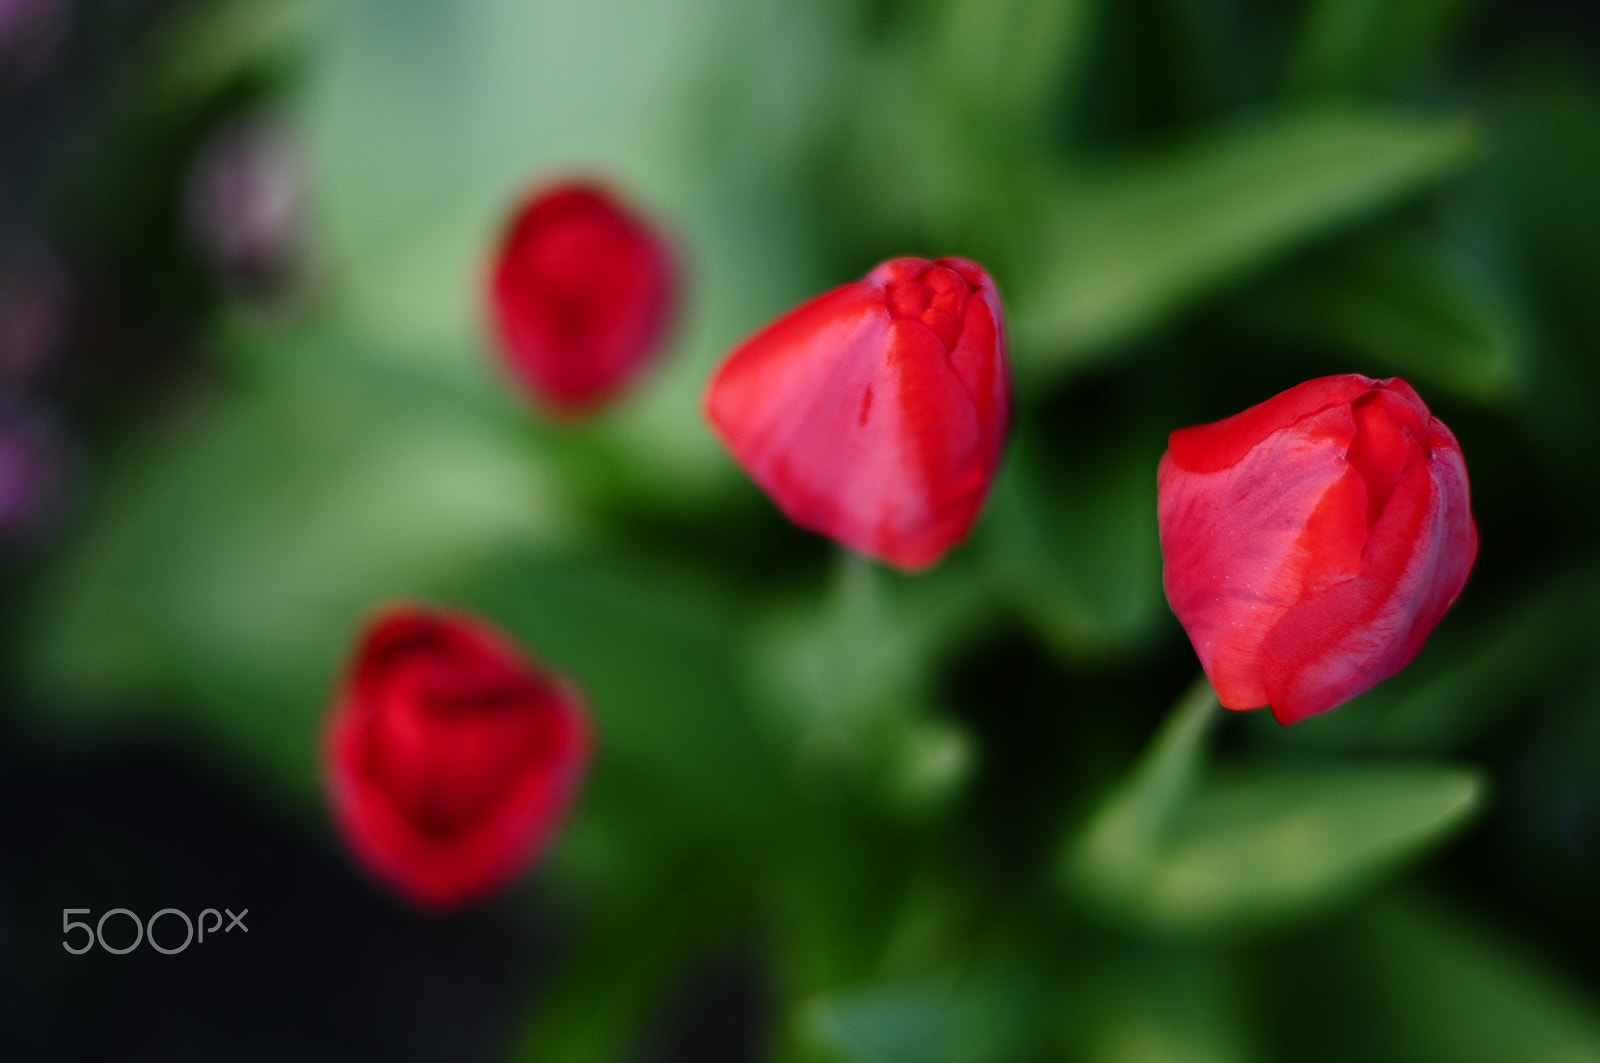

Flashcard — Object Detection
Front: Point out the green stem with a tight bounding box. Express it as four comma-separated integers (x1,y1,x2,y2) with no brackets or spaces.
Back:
1065,674,1222,897
1121,673,1223,844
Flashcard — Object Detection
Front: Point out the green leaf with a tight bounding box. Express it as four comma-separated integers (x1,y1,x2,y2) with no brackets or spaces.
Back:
1492,62,1600,357
829,0,1094,260
1238,228,1523,405
1485,62,1600,493
1067,678,1222,893
749,555,994,811
1352,894,1600,1063
1067,685,1485,936
1142,763,1482,934
799,969,1040,1063
979,430,1166,660
469,553,788,834
18,349,579,799
1288,0,1475,94
1061,949,1261,1063
928,0,1098,133
150,0,321,109
512,859,740,1063
801,983,954,1063
1012,108,1479,382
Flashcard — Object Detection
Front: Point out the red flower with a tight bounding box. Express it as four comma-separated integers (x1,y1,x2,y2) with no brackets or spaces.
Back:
324,606,590,909
704,257,1010,570
1158,375,1477,724
489,182,676,416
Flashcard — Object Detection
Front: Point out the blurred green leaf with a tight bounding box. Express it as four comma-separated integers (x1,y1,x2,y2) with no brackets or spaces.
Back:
931,0,1097,133
834,46,1012,258
1068,683,1485,936
513,859,741,1063
800,982,958,1063
979,428,1166,660
471,553,788,836
1486,61,1600,499
1239,227,1523,405
1493,62,1600,358
749,555,994,811
1288,0,1474,94
1352,894,1600,1063
18,346,579,798
1141,762,1482,934
1068,678,1221,889
829,0,1095,264
764,817,972,1017
1013,108,1478,381
1062,948,1260,1063
151,0,321,108
799,966,1041,1063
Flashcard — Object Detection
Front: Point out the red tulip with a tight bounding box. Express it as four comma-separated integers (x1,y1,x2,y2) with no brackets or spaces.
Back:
325,606,590,909
489,182,676,416
704,257,1010,570
1158,375,1477,724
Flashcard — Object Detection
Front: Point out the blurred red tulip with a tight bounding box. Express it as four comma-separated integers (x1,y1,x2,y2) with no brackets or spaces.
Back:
1158,374,1477,724
705,256,1010,570
489,181,676,417
325,606,590,910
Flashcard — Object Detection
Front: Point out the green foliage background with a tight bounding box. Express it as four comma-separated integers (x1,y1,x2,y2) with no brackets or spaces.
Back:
12,0,1600,1059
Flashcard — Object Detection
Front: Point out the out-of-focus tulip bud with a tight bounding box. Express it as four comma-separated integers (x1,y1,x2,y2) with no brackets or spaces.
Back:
0,0,69,88
324,606,591,910
1158,374,1477,724
184,116,307,296
488,181,677,417
704,257,1010,571
0,242,70,383
0,400,72,552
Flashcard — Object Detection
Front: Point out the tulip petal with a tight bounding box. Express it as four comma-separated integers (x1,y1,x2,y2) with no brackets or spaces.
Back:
1168,374,1375,474
326,607,590,909
945,272,1009,469
1160,403,1368,710
1158,373,1476,724
1261,444,1477,724
707,265,1003,570
490,183,676,416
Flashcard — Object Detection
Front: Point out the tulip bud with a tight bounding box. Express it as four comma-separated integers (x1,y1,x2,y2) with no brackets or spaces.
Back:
1158,374,1477,724
0,400,72,552
705,256,1010,571
324,606,590,909
0,0,68,88
488,181,677,417
0,242,70,383
184,116,307,298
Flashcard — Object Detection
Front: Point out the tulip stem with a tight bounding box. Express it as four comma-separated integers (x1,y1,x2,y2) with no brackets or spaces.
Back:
1064,674,1221,897
1123,674,1222,841
838,547,877,600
